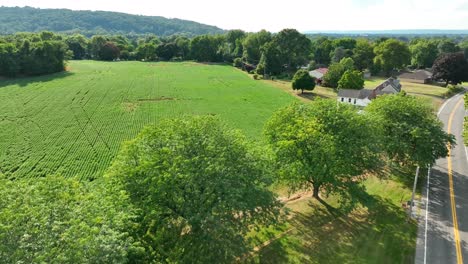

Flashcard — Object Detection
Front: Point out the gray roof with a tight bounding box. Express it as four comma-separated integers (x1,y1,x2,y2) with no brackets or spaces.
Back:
338,89,373,99
398,70,432,80
375,78,402,93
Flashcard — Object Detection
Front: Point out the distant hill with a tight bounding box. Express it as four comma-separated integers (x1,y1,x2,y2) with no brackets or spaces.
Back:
0,6,225,36
305,29,468,36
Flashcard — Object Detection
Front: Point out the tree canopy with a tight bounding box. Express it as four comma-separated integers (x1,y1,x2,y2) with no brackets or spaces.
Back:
264,100,380,206
366,93,455,167
0,6,224,36
292,69,316,93
432,52,468,86
106,116,280,263
338,70,365,90
374,39,411,75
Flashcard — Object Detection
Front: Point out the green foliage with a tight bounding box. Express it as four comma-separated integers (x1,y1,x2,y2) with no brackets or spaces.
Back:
0,61,295,179
98,42,120,61
352,39,375,70
242,30,272,64
267,29,312,73
374,39,411,75
322,62,346,88
437,39,460,54
292,69,316,93
409,40,439,68
338,70,364,90
0,175,142,263
313,37,333,65
339,57,355,71
443,84,465,98
330,47,349,63
264,100,381,206
0,33,68,77
190,35,223,62
106,116,280,263
65,34,88,59
233,57,243,68
432,52,468,86
0,6,224,36
366,94,455,166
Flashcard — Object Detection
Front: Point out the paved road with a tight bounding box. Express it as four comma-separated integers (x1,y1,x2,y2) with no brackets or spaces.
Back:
416,92,468,264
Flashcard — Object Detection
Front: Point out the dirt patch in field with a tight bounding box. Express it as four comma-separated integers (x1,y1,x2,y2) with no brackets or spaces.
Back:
122,102,138,112
137,96,175,102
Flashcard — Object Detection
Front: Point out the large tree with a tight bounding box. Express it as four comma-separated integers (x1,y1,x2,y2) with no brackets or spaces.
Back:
98,42,120,61
264,100,380,203
65,34,88,60
313,37,333,65
366,93,455,166
106,116,280,263
322,62,346,88
374,39,411,75
190,35,223,62
338,70,364,90
410,40,439,69
0,175,141,263
432,52,468,86
292,69,316,93
437,39,460,54
268,29,311,72
242,30,272,64
352,39,375,71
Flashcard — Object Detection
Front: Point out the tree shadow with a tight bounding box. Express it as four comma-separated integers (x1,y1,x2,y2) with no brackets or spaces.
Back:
252,189,418,263
387,164,426,195
0,71,74,88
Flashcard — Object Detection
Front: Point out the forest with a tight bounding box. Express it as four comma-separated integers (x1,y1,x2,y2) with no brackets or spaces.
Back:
0,6,224,36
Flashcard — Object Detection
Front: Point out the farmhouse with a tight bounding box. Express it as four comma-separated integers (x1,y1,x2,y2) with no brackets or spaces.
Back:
398,70,432,84
338,78,402,107
309,68,329,84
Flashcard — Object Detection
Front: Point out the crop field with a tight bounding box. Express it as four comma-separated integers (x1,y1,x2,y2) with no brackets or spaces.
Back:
0,61,296,180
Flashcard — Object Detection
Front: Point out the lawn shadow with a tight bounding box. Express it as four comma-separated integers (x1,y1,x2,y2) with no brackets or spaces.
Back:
0,71,74,88
253,189,418,263
388,164,426,195
297,91,330,100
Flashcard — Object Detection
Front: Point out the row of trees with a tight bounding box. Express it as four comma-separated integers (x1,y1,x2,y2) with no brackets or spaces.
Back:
0,32,69,76
1,30,467,80
0,94,454,263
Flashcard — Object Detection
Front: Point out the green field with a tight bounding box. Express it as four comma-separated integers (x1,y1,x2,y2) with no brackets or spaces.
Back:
0,61,296,179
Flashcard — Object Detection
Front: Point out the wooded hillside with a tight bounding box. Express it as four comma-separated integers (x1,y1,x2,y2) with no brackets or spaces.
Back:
0,6,224,36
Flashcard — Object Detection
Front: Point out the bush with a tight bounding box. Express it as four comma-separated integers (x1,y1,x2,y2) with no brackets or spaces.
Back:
444,84,465,98
253,73,263,80
233,57,243,68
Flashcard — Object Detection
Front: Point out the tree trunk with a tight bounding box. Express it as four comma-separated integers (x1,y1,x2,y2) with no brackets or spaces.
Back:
312,184,320,199
445,80,449,87
301,89,304,94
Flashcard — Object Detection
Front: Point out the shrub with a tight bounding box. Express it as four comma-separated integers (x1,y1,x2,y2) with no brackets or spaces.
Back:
444,84,465,98
233,57,243,68
253,73,263,80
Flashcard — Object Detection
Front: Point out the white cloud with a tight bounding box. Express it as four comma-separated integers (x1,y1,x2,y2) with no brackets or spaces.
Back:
0,0,467,31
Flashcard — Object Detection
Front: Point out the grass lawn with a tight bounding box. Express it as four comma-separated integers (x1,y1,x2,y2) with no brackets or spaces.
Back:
262,79,336,101
0,61,296,179
260,76,449,111
365,77,447,110
246,173,417,264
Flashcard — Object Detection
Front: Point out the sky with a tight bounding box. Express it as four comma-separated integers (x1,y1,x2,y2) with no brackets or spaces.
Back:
1,0,468,32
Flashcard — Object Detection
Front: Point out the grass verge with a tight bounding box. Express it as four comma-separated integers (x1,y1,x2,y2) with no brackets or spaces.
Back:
245,171,418,264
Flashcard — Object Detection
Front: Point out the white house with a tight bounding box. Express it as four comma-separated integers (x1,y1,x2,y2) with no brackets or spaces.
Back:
337,78,402,107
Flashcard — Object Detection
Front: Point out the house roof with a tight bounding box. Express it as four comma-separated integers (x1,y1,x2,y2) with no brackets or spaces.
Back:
338,89,373,99
398,70,432,80
374,78,402,93
309,68,329,79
